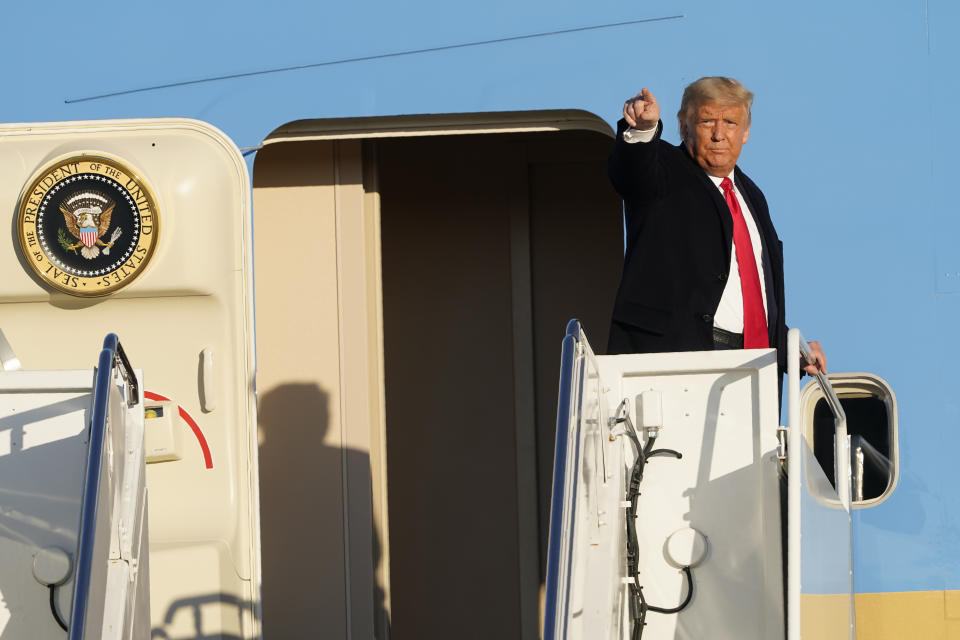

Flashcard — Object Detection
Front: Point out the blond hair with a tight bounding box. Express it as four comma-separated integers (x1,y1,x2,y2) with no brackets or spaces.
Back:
677,76,754,133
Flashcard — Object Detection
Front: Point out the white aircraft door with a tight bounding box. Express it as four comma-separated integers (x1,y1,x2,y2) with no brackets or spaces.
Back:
0,119,261,640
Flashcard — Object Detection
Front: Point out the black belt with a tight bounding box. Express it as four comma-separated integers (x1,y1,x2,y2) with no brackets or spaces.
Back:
713,327,744,349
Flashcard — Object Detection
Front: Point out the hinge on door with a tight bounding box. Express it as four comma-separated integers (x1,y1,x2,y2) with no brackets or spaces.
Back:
777,426,788,468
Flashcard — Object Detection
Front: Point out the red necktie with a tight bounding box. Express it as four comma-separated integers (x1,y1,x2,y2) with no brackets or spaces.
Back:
720,178,768,349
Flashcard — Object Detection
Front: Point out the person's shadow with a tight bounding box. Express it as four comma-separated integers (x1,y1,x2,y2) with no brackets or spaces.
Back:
257,382,389,639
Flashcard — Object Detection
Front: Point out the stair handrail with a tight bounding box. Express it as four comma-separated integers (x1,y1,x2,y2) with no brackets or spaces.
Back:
787,328,854,640
68,334,139,639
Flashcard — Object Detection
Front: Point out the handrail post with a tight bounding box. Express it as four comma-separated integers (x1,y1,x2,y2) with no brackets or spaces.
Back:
788,328,855,640
787,329,801,640
68,333,140,639
798,336,850,509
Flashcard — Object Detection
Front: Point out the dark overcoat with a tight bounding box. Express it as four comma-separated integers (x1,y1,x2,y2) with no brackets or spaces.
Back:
606,118,787,374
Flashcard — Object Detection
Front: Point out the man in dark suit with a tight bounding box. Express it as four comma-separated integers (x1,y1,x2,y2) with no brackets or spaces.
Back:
606,77,825,375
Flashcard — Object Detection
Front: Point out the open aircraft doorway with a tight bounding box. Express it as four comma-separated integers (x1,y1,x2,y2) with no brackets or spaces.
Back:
251,111,622,640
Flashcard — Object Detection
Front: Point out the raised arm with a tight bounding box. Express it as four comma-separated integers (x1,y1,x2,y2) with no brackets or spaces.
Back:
608,88,668,202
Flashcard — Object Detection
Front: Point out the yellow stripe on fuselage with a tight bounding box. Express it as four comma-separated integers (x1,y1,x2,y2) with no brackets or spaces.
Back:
801,593,851,639
855,590,960,640
803,590,960,639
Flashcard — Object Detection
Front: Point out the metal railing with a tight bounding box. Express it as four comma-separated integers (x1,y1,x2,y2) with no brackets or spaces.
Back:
68,334,139,639
786,328,854,640
798,335,850,507
542,319,583,640
850,434,894,503
788,331,850,507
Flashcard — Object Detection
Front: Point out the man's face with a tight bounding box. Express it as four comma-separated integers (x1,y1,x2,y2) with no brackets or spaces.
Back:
680,101,751,177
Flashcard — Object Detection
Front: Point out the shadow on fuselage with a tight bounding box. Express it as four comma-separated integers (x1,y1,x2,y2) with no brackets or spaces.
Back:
255,382,389,640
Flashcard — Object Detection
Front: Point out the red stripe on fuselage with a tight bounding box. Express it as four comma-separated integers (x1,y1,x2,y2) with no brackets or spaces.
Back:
144,390,213,469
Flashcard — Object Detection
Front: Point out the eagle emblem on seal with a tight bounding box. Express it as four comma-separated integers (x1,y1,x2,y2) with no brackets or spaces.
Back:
17,154,159,297
57,191,123,259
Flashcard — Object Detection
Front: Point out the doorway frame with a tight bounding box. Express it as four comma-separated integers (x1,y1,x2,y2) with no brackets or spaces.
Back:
255,110,613,640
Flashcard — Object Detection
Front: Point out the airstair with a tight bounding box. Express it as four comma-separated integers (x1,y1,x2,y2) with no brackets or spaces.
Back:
543,320,893,640
0,331,148,638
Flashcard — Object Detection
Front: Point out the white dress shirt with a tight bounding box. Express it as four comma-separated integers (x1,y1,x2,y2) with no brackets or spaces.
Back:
622,127,768,333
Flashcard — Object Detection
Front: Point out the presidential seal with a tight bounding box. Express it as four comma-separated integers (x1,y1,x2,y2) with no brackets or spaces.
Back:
17,155,159,296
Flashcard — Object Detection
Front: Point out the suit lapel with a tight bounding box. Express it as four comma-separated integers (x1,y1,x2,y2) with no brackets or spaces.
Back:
734,169,780,274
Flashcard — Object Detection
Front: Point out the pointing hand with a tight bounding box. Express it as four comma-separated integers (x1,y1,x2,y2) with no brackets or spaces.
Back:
623,88,660,131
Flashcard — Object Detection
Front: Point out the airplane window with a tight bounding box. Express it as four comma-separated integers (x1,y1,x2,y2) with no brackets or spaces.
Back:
805,375,898,507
